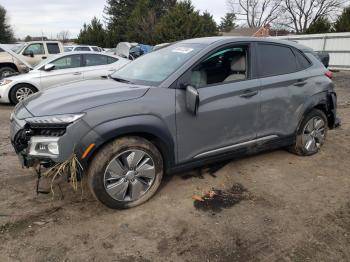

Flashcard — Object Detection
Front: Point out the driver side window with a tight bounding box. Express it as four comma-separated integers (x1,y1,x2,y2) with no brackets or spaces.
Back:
190,45,249,88
52,55,81,70
24,43,45,55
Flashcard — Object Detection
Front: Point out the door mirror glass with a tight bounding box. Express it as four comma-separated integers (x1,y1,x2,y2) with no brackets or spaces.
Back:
186,85,199,115
44,63,55,71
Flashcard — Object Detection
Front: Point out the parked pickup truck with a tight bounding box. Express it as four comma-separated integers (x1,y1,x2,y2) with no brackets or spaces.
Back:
0,41,64,79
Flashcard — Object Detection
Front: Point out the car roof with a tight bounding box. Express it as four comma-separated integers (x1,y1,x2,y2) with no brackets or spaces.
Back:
180,36,312,51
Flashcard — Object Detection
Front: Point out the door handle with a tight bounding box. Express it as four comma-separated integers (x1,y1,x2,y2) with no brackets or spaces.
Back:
294,79,307,87
240,90,258,98
73,72,82,75
42,56,47,59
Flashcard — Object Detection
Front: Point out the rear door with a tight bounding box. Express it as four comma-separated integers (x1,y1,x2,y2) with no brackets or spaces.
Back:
40,54,84,89
256,43,313,138
176,43,261,163
82,54,118,79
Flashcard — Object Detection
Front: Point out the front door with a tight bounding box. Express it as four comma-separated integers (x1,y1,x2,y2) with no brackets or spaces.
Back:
40,54,84,89
176,43,261,163
21,43,46,66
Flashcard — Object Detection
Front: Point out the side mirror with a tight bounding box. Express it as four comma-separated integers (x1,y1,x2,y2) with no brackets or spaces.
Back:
186,85,199,115
29,51,34,58
44,64,55,71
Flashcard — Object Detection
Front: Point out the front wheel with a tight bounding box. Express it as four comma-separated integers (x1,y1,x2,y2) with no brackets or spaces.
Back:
10,84,37,104
289,109,328,156
88,136,163,209
0,67,17,79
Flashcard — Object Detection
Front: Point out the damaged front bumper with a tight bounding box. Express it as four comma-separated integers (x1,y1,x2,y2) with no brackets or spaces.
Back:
10,107,97,168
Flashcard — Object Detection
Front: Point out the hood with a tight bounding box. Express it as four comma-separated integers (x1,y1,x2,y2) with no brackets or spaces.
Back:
23,79,149,116
0,44,33,70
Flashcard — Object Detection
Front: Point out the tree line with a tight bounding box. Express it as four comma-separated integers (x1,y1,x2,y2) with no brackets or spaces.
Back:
77,0,219,47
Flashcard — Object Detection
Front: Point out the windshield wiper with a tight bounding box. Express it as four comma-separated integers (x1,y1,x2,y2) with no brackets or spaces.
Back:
112,77,133,84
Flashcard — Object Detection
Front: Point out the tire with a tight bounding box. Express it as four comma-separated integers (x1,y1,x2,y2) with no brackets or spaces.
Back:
88,136,163,209
289,109,328,156
9,84,37,104
0,67,17,79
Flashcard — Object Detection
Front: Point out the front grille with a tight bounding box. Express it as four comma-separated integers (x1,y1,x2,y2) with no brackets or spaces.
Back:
13,124,67,153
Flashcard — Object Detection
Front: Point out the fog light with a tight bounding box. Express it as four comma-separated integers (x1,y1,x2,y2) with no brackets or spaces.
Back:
47,143,59,155
29,137,60,157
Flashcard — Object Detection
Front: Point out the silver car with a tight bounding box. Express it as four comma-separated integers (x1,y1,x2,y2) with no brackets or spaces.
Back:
0,51,130,104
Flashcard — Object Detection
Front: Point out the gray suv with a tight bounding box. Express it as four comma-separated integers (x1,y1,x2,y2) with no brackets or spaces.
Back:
10,37,338,209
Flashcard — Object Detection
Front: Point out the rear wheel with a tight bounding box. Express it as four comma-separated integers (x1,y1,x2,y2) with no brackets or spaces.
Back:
289,109,328,156
9,84,37,104
0,67,17,79
88,136,163,209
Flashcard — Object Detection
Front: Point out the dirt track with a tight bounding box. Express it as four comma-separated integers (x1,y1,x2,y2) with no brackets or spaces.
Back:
0,72,350,262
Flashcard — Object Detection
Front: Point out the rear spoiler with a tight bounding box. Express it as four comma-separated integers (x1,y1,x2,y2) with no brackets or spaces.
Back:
0,44,33,70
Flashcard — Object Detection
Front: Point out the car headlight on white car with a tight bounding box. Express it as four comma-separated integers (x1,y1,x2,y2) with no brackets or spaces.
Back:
26,113,85,125
0,79,13,86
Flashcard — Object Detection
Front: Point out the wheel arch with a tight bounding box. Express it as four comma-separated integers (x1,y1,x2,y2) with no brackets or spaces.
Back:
298,91,335,131
0,63,19,72
80,115,176,172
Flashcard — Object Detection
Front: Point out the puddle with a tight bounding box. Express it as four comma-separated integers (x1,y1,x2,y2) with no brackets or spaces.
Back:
194,183,250,212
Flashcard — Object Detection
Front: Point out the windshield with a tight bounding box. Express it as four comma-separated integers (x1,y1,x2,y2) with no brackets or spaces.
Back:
111,43,203,86
11,44,26,54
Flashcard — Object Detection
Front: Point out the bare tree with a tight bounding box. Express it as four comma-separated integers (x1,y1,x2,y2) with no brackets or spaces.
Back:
227,0,283,28
280,0,344,33
57,30,70,43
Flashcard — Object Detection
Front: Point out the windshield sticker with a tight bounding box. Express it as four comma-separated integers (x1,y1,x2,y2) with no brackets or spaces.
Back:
172,47,194,54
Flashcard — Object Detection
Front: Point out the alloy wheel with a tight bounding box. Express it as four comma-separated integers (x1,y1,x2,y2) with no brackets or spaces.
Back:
104,149,156,202
15,87,34,102
302,116,326,153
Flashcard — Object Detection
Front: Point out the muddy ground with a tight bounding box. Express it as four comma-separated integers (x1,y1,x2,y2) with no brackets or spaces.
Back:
0,72,350,262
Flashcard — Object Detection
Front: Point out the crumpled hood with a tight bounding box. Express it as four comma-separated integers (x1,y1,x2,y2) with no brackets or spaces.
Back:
23,79,149,116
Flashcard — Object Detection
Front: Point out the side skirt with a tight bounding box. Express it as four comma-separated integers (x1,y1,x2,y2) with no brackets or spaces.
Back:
167,135,295,175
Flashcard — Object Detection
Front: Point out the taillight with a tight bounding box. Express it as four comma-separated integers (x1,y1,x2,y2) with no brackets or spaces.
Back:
325,70,333,79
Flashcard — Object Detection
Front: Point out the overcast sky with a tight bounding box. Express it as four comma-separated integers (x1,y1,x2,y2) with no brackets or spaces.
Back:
0,0,229,39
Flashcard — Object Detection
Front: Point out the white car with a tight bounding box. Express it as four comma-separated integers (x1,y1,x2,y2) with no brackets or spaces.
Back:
0,51,129,104
64,45,104,52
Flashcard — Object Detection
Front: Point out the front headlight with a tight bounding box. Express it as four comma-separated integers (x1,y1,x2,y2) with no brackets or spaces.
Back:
26,113,85,125
0,79,13,86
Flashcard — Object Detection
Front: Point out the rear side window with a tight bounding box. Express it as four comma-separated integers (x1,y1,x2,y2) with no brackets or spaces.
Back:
47,43,60,54
84,54,108,66
107,56,118,64
258,44,297,77
295,50,311,70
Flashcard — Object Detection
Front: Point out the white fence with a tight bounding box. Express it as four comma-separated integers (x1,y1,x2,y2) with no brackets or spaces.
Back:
275,32,350,70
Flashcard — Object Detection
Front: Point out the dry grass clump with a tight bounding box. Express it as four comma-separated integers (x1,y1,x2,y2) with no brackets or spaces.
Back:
43,153,83,197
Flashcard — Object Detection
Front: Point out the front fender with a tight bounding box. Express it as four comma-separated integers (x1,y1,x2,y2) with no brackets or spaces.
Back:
78,115,176,171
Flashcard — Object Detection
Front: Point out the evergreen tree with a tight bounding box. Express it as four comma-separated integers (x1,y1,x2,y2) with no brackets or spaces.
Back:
219,13,236,32
127,0,176,44
155,0,218,43
305,16,333,34
0,5,14,43
77,17,107,47
104,0,139,45
334,6,350,33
